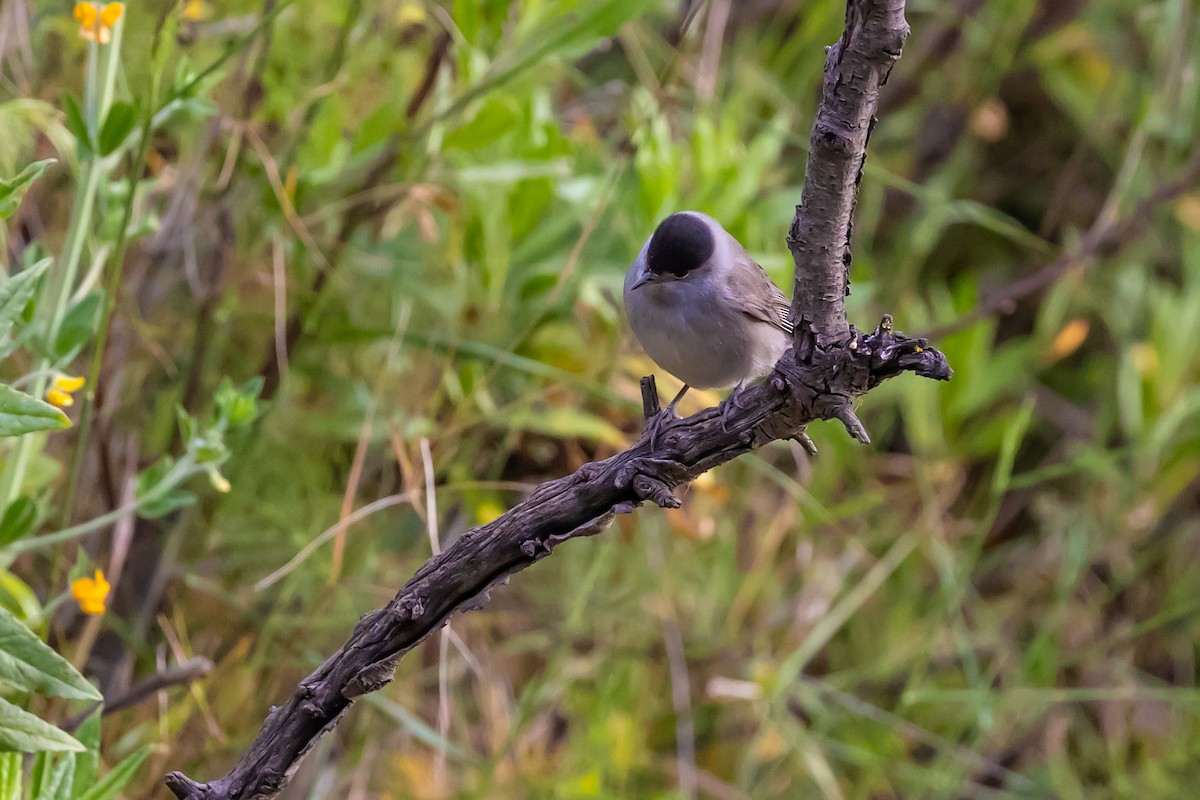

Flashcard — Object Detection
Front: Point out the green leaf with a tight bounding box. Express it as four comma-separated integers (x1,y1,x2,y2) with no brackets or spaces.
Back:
0,752,21,800
0,697,85,753
0,385,71,438
0,258,51,344
135,458,195,519
0,496,38,547
28,752,49,797
175,407,195,448
75,747,149,800
191,430,225,463
32,750,73,800
0,607,102,700
69,710,101,798
97,102,137,156
135,457,174,493
0,160,55,220
137,489,196,520
0,570,41,621
63,96,92,156
213,376,264,429
367,695,468,758
443,97,520,151
435,0,657,127
52,292,102,361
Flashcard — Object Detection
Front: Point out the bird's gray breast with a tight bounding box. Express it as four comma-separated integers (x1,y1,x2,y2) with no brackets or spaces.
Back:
624,273,761,389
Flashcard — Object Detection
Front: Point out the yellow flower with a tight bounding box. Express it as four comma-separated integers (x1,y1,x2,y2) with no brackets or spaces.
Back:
1048,319,1089,362
1176,194,1200,231
55,374,86,392
183,0,206,21
46,388,74,407
207,465,231,493
395,2,427,27
99,2,123,27
73,2,98,27
74,2,123,45
46,374,86,408
71,569,110,616
1130,342,1159,376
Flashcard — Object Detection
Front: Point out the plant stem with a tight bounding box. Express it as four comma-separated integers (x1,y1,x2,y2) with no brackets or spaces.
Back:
97,20,124,120
6,456,197,555
0,24,126,509
84,41,99,126
63,15,161,525
0,156,103,508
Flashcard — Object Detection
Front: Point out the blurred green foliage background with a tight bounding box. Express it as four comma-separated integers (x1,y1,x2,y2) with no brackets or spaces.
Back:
2,0,1200,797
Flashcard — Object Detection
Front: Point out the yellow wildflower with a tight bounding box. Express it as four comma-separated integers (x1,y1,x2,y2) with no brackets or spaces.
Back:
99,2,123,27
71,569,110,616
207,465,231,493
395,2,427,27
46,374,86,408
73,2,98,28
55,374,86,392
1130,342,1159,376
1176,194,1200,231
74,2,124,45
46,388,73,407
1048,319,1089,362
183,0,207,21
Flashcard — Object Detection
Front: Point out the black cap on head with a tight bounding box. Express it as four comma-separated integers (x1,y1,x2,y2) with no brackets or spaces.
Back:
647,213,715,277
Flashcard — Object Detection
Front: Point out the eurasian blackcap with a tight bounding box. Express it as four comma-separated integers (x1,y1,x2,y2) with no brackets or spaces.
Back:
624,211,792,439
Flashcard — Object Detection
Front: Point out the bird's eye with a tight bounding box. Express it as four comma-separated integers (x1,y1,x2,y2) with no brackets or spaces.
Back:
671,268,690,278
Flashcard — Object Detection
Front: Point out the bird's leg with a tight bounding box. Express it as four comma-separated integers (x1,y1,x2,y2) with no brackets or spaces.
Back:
643,384,689,449
666,384,690,410
718,381,749,432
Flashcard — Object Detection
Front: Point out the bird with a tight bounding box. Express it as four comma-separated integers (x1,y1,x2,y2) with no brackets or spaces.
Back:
624,211,793,443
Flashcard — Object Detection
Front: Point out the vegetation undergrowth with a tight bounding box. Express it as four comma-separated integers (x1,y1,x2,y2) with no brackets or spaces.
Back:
1,1,1199,797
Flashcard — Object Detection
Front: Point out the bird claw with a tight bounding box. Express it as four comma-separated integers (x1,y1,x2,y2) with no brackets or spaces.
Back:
642,406,680,449
792,427,818,455
718,383,749,433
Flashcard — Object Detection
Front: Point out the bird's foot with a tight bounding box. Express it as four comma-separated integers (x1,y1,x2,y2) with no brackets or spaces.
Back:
718,382,749,433
641,405,681,449
791,426,818,455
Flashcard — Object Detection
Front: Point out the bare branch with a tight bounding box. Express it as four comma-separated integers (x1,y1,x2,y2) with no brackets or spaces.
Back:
789,0,909,341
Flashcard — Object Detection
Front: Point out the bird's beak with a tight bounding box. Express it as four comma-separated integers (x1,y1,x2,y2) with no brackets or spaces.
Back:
631,271,656,291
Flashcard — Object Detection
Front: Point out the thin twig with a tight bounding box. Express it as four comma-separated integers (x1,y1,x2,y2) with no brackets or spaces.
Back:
330,401,374,583
244,128,332,274
270,231,290,389
406,30,452,119
695,0,731,102
419,438,452,792
926,152,1200,339
63,657,214,732
253,492,420,591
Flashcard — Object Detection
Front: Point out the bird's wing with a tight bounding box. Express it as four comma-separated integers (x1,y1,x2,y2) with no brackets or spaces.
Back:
725,246,793,335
